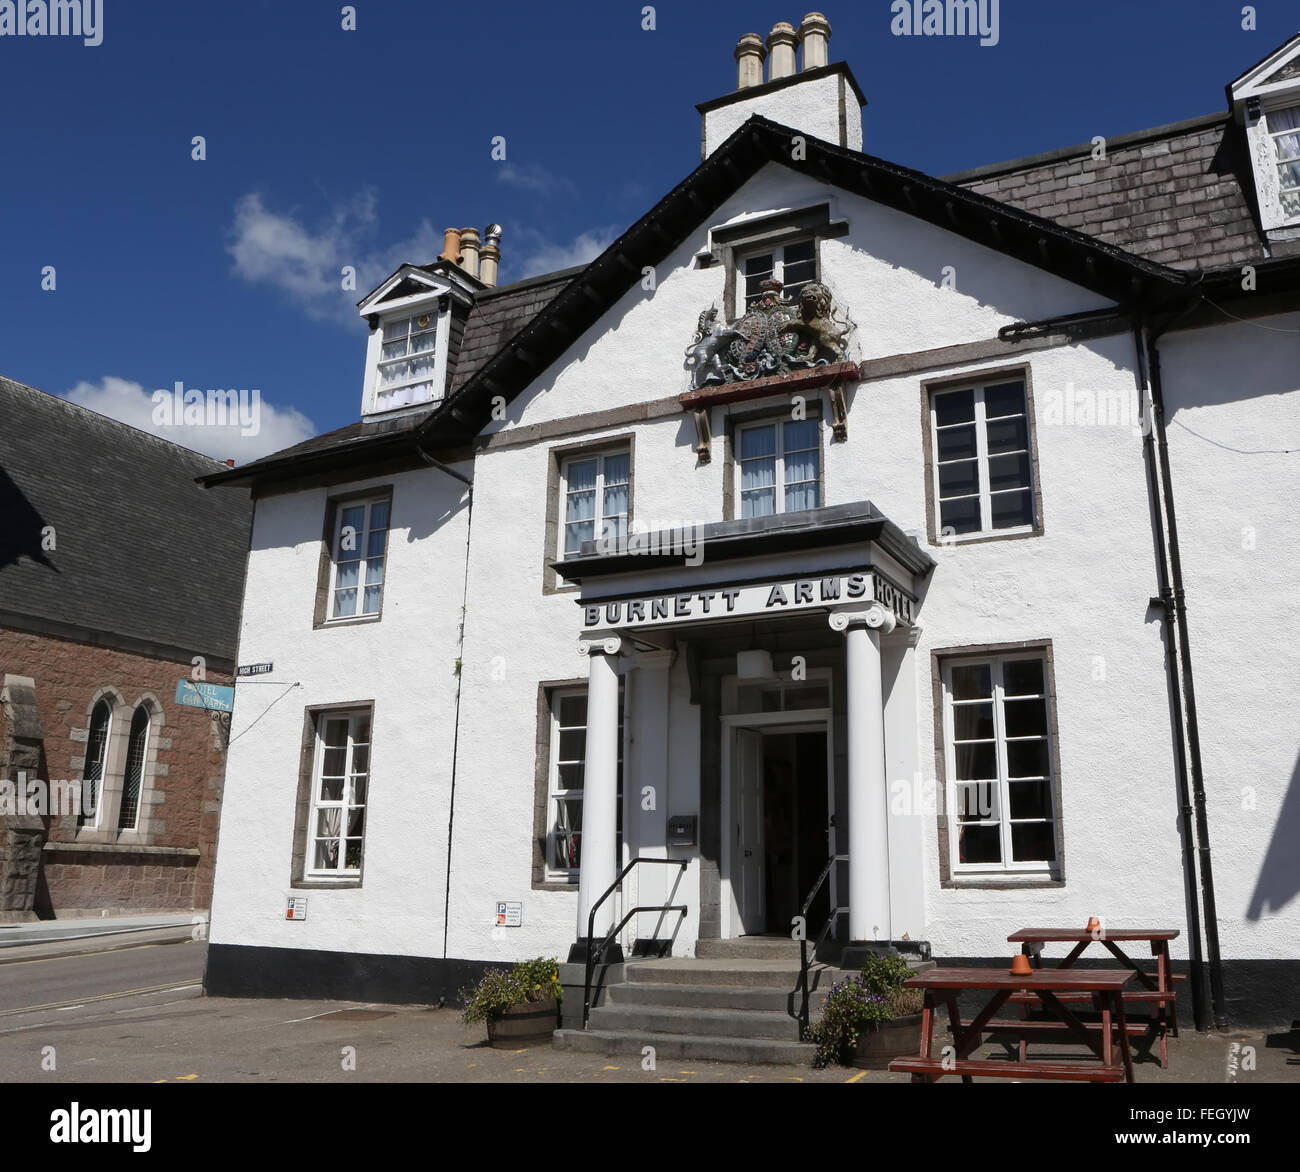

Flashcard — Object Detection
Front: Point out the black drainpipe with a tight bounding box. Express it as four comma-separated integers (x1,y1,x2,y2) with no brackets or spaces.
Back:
1132,314,1207,1032
412,435,475,968
1143,312,1228,1028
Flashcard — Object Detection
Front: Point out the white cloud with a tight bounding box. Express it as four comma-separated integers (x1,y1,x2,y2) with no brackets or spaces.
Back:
63,376,316,463
511,225,621,280
227,190,442,323
496,163,576,196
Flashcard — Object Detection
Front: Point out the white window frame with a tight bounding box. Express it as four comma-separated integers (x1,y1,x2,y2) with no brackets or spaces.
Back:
1265,102,1300,222
929,378,1035,541
306,709,371,878
735,416,822,518
941,654,1058,877
374,308,442,410
558,448,631,558
544,686,624,884
327,496,390,623
734,237,817,316
116,705,150,833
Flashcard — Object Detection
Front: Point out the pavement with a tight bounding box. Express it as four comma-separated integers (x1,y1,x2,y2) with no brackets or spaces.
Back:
0,933,1295,1083
0,913,201,965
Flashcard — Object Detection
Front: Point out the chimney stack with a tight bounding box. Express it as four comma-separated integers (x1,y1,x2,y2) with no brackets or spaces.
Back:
479,224,502,287
459,226,481,279
766,21,798,81
799,12,831,70
734,32,766,89
439,227,462,265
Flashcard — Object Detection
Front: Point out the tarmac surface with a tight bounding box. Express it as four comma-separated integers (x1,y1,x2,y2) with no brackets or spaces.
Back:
0,934,1295,1083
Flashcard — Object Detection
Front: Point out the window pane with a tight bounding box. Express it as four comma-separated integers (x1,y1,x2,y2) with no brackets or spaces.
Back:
934,390,975,427
741,488,777,518
602,452,630,485
1011,822,1055,862
988,452,1031,492
362,585,382,614
958,824,1001,864
350,744,370,775
332,588,357,618
335,561,359,589
317,808,342,838
1007,739,1050,779
740,425,777,461
740,458,776,491
938,460,979,497
986,416,1028,454
340,505,365,537
983,382,1026,418
783,446,819,485
1002,659,1044,696
565,490,596,523
953,702,994,741
1003,697,1048,738
783,239,815,265
564,520,594,554
1266,104,1300,136
939,496,981,534
936,424,977,461
744,253,774,278
954,740,996,780
954,782,996,822
1008,780,1052,819
382,318,408,342
558,694,587,726
602,482,629,521
364,558,384,585
990,488,1034,529
950,664,992,700
558,728,587,762
785,480,819,512
783,419,818,451
314,840,339,869
345,841,364,869
566,459,598,494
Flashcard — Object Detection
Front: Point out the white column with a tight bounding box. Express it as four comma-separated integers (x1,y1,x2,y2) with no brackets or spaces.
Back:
576,636,623,941
829,603,896,942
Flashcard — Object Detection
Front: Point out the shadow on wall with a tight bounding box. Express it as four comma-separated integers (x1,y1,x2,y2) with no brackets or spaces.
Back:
0,463,58,574
1247,751,1300,920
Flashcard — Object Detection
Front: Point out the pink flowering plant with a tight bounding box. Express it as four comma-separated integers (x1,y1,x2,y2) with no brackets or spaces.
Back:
460,956,563,1024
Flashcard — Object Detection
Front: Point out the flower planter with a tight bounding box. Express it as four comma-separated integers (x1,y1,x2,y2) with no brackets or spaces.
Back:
485,997,559,1047
851,1014,925,1070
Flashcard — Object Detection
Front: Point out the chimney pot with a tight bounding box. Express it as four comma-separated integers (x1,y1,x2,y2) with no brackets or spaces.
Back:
479,225,502,287
766,22,799,81
459,226,481,279
734,32,766,90
799,12,832,71
439,227,463,265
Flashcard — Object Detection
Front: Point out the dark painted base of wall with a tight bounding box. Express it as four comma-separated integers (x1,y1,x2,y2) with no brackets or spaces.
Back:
204,944,493,1007
205,944,1299,1029
943,956,1300,1030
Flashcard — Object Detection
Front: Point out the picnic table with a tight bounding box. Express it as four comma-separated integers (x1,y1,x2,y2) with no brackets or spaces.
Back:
888,966,1136,1083
1009,927,1181,1067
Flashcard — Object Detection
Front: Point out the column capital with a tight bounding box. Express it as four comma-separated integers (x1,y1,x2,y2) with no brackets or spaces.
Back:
827,602,897,636
578,635,624,657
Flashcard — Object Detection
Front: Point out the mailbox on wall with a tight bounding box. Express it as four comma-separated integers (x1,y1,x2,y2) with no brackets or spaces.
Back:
667,815,697,846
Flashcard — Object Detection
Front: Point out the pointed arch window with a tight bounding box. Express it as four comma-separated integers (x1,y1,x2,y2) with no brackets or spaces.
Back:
78,699,112,827
118,706,151,831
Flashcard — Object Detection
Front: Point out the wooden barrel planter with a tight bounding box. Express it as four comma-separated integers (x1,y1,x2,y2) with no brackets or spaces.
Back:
852,1014,924,1069
486,997,559,1047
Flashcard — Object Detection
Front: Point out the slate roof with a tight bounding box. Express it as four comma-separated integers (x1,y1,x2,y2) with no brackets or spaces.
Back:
0,376,253,662
946,113,1267,271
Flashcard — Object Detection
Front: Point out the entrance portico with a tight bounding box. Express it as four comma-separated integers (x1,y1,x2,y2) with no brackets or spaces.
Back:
557,501,935,960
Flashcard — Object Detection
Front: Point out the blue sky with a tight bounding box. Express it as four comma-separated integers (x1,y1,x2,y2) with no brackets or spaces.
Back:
0,0,1289,459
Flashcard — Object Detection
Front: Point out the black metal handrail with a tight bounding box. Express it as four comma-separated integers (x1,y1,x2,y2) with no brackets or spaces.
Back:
794,853,848,1039
583,857,689,1029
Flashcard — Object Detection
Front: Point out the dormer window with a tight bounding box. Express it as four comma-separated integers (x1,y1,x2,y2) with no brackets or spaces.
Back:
1266,105,1300,218
376,310,439,411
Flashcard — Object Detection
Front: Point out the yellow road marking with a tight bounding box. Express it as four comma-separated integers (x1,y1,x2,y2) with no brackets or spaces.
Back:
176,1074,199,1081
602,1065,620,1070
845,1070,867,1083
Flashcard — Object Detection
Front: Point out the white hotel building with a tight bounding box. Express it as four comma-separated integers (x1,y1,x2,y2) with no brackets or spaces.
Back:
202,18,1300,1047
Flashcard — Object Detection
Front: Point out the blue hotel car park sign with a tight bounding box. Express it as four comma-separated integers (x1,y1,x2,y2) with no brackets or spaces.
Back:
175,680,235,713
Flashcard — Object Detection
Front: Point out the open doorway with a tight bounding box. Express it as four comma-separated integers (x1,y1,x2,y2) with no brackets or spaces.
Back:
727,721,832,937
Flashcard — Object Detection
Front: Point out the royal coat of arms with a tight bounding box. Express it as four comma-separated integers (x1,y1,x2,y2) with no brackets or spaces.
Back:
684,279,853,391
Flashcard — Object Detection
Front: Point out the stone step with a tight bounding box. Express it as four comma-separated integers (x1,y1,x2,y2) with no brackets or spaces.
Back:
607,981,829,1013
624,957,840,988
588,1003,803,1040
696,937,810,961
553,1027,817,1066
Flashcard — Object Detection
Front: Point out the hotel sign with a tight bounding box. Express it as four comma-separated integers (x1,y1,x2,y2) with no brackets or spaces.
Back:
582,570,914,631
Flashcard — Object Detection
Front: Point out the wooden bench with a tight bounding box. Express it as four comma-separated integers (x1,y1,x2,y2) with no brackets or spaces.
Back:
891,1055,1126,1083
